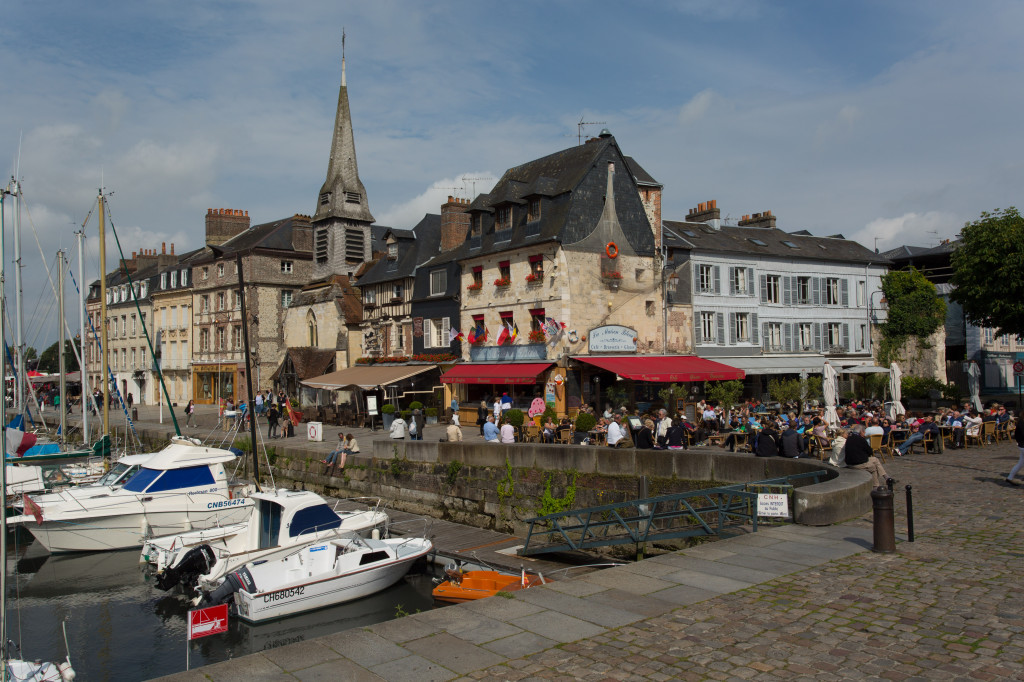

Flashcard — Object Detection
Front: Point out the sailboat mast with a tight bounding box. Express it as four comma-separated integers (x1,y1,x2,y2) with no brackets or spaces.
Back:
77,230,88,445
236,253,261,492
1,179,10,682
10,177,24,419
58,251,67,444
98,190,109,436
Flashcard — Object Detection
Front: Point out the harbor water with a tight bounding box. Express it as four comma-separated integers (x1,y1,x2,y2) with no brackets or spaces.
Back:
4,529,442,681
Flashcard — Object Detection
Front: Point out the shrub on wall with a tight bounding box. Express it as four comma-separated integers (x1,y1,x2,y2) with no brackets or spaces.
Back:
504,409,525,427
575,412,597,433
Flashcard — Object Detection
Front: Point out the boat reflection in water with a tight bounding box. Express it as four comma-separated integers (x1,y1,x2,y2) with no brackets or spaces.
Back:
6,533,441,681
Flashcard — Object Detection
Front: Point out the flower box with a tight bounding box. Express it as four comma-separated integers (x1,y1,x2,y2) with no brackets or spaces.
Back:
601,271,623,280
466,282,482,291
525,273,542,284
528,330,546,344
494,277,511,287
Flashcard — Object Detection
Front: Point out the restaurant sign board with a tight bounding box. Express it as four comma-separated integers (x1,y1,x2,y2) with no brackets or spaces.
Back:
588,325,637,353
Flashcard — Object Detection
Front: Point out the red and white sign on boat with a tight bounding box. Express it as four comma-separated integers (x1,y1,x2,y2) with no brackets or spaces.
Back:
187,604,228,640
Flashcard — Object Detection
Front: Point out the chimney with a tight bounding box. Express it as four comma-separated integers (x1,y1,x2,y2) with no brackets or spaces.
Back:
156,242,177,268
205,208,251,247
686,199,721,224
440,196,471,251
738,210,777,229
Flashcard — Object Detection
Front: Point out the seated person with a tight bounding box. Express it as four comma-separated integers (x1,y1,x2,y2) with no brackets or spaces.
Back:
606,417,625,447
755,424,779,457
666,419,688,449
634,419,656,449
779,423,805,458
483,415,500,443
846,424,894,489
829,428,849,467
864,418,884,437
542,416,557,443
500,418,516,444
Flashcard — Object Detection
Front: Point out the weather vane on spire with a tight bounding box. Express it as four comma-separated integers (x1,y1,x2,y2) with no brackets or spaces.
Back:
341,27,347,86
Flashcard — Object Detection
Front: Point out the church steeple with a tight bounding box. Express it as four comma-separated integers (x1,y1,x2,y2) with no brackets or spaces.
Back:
313,29,374,225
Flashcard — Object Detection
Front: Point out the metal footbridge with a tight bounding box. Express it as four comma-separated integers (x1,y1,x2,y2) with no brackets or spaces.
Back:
519,471,827,557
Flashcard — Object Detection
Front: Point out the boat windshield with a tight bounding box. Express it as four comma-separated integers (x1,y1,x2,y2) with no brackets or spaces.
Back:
288,504,342,538
93,462,135,487
122,465,215,493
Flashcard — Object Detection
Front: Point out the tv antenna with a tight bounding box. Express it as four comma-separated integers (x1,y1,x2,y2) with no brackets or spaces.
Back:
577,116,606,145
461,176,493,199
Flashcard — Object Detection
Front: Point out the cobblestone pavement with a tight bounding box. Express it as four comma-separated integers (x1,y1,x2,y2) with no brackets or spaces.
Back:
157,439,1024,682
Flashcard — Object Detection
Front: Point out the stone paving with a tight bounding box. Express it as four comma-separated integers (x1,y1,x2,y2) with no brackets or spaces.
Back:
156,437,1024,681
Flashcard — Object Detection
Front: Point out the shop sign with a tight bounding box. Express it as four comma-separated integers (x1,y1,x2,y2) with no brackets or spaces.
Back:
588,325,637,353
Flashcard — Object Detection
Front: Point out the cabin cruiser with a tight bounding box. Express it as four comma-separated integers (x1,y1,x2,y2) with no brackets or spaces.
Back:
143,492,389,592
10,453,153,510
200,533,433,623
9,437,254,553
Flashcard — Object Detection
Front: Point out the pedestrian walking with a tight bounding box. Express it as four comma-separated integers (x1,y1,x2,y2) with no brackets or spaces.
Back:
1006,417,1024,486
184,399,196,427
267,404,280,438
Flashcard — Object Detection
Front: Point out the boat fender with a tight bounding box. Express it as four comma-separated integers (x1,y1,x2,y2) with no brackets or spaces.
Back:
371,528,380,540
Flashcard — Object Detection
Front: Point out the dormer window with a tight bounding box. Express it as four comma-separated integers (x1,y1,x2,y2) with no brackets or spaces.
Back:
527,198,541,223
170,271,177,288
387,243,397,260
160,273,167,290
470,214,482,237
181,270,189,286
495,206,511,231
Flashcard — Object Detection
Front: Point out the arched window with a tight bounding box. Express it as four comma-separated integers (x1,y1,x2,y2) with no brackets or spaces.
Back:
307,310,318,346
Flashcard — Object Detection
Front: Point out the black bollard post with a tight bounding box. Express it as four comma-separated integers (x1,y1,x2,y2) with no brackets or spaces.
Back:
905,484,914,542
870,486,896,553
637,476,649,561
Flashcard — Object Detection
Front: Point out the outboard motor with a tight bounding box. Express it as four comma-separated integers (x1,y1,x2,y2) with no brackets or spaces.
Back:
155,544,217,592
201,566,258,607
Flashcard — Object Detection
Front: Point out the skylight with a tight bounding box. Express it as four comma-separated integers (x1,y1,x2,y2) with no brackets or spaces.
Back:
782,241,799,249
683,230,696,237
748,238,768,246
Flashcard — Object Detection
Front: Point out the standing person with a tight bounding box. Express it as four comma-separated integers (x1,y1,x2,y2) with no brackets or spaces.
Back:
410,408,425,441
254,392,263,416
267,404,280,439
389,412,408,440
655,408,671,448
845,424,893,489
492,396,502,422
477,400,489,437
126,392,133,410
450,396,460,426
1006,417,1024,485
184,399,196,427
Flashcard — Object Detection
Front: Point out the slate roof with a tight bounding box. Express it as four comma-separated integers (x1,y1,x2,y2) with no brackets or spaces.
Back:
663,221,890,265
623,156,661,187
882,240,959,263
271,347,335,381
206,215,310,257
355,214,442,287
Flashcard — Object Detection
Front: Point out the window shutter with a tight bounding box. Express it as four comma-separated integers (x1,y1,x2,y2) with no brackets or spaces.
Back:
783,277,792,306
750,313,759,345
842,323,849,351
728,312,736,345
840,279,849,307
695,316,703,344
694,266,701,295
762,323,769,351
812,278,821,306
784,323,793,352
424,319,433,348
814,323,822,351
729,267,736,294
716,313,725,345
747,268,755,296
713,266,721,294
443,317,450,347
759,274,768,303
792,277,800,305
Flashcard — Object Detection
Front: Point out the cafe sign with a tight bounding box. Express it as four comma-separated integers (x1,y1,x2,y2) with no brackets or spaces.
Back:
588,325,637,353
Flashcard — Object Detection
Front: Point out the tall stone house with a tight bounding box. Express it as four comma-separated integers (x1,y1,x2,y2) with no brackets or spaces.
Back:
189,209,312,403
151,251,201,405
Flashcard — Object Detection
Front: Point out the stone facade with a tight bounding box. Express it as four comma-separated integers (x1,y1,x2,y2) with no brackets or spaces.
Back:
151,259,196,405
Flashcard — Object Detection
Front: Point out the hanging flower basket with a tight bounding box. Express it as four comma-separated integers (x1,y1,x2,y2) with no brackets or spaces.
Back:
494,277,511,287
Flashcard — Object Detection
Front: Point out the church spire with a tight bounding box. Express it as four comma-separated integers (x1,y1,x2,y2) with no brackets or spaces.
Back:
313,30,374,225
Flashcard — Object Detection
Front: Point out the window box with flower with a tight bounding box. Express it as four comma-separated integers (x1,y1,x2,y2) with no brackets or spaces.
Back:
528,329,546,344
525,273,542,284
493,277,511,287
466,282,482,292
601,271,623,280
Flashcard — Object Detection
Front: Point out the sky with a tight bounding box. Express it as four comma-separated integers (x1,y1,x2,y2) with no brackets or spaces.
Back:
2,0,1022,351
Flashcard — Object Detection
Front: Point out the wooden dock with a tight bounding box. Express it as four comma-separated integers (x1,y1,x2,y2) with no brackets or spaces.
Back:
331,497,600,578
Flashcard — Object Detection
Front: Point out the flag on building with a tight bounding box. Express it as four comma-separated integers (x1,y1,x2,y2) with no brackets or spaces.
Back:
467,327,477,344
449,327,465,344
510,322,519,343
497,323,510,346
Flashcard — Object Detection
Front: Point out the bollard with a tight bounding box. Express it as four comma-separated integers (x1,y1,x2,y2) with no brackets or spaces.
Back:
870,486,896,553
132,407,138,422
905,484,915,542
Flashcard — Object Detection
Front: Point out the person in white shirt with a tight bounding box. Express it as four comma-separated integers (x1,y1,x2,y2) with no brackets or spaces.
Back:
656,408,671,448
493,398,502,421
864,418,884,437
500,420,516,443
606,417,625,446
446,419,463,442
389,415,408,439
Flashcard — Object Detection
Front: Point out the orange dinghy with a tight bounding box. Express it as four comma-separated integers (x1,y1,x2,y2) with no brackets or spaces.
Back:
432,567,550,603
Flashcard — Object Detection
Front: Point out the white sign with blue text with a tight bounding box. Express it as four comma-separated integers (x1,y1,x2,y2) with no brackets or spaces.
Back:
588,325,637,353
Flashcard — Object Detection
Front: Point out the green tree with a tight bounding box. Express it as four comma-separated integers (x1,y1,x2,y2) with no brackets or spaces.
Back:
951,207,1024,337
24,347,37,361
37,339,81,373
878,268,946,365
704,380,744,409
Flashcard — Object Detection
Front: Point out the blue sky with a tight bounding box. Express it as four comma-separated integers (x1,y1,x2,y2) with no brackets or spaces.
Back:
2,0,1022,349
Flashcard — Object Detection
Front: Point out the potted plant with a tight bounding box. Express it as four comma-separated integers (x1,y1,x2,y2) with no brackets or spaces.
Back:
381,403,396,429
574,412,597,444
400,409,412,421
467,282,482,292
494,277,511,287
425,407,438,424
528,329,546,344
504,408,525,428
601,270,623,291
525,272,541,284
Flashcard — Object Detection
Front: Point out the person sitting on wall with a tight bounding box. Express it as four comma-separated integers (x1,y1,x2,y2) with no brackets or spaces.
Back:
446,418,463,442
779,422,805,458
634,418,656,449
755,423,779,458
845,424,894,489
483,415,500,443
666,418,688,450
500,417,516,444
389,413,408,440
606,416,626,447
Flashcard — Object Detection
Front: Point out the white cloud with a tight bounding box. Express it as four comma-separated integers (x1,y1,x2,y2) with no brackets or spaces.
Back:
678,90,722,125
852,211,954,253
375,172,495,229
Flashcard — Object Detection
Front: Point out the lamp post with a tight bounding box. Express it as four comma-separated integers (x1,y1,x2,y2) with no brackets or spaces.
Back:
867,289,887,358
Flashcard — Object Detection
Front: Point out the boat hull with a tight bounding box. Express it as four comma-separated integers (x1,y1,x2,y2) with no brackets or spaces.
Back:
234,540,432,624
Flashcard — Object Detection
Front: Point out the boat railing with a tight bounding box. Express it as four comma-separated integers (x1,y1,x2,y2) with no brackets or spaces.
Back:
383,517,431,545
331,496,389,515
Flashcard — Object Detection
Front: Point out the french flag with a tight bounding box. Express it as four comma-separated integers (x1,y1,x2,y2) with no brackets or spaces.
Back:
6,428,37,458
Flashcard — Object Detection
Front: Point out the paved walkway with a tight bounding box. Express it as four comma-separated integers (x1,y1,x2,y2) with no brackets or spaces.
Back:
156,438,1024,681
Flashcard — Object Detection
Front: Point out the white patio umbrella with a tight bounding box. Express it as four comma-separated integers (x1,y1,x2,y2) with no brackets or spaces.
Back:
823,362,839,427
887,362,907,420
967,361,983,412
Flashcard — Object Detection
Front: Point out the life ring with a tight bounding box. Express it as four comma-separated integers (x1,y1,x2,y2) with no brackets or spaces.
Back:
605,242,619,259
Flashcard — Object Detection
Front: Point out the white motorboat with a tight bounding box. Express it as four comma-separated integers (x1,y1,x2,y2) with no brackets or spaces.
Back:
143,492,389,592
8,437,254,553
10,453,153,512
201,534,433,623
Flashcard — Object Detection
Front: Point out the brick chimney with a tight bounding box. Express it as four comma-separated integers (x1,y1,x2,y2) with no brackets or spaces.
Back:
290,214,313,252
686,200,721,224
440,196,471,251
738,210,777,229
205,208,251,247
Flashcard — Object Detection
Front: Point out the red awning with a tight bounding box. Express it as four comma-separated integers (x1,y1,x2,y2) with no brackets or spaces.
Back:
573,355,745,382
441,363,553,385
